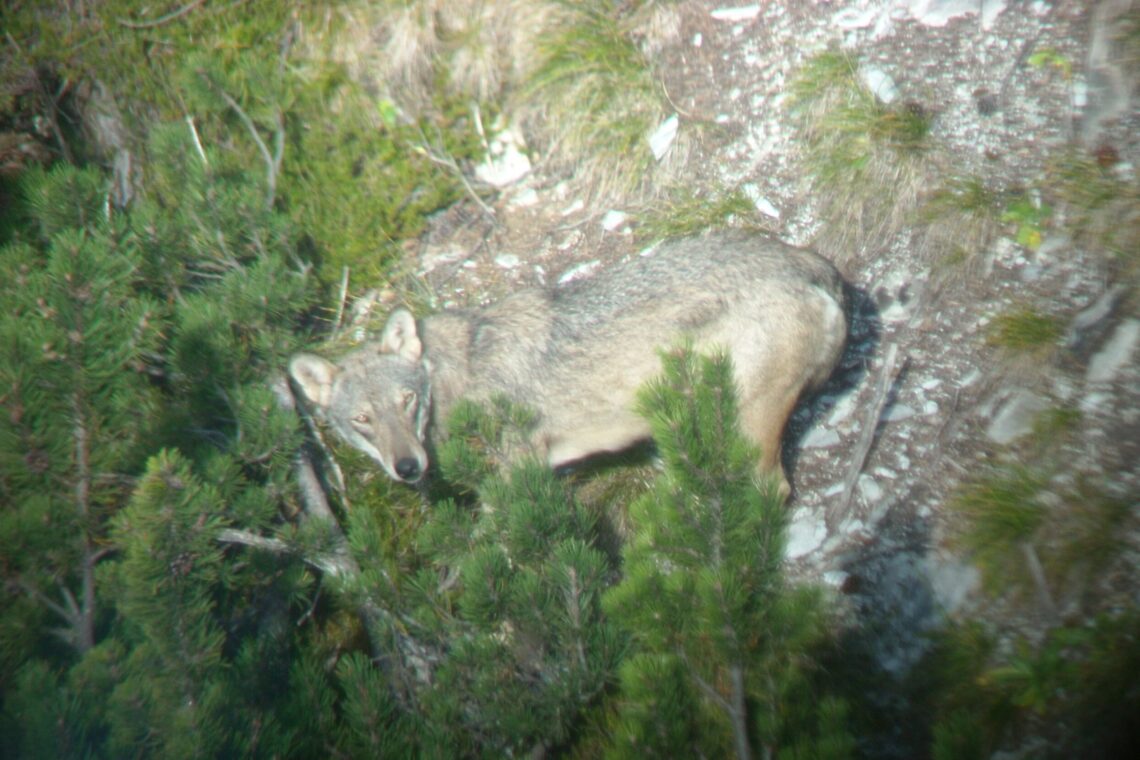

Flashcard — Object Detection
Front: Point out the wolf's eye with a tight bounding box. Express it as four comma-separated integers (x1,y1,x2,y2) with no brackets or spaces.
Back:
352,413,370,426
402,391,417,413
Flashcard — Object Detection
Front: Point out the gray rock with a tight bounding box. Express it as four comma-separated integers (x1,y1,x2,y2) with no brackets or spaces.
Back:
557,260,601,286
786,511,828,560
1067,283,1127,358
986,389,1048,444
1086,318,1140,384
884,403,917,422
802,426,842,449
924,551,980,615
859,64,900,104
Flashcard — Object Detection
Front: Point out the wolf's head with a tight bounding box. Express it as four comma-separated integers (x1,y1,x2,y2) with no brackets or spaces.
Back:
289,309,432,484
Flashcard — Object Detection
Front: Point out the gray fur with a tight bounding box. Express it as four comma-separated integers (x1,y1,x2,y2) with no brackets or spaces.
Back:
289,231,847,494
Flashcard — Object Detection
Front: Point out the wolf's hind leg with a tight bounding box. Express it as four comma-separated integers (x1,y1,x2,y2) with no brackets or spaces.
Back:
737,385,799,500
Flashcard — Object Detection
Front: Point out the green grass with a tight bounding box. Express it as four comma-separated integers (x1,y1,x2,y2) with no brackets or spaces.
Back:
950,466,1047,597
1030,405,1081,441
918,611,1140,758
1046,481,1133,593
1050,154,1140,282
986,307,1063,354
788,49,933,258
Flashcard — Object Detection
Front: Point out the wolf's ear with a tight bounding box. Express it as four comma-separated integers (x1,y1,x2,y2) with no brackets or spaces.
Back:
289,354,337,409
379,308,422,361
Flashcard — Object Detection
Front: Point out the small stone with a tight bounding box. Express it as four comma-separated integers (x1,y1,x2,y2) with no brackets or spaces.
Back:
833,7,878,29
826,392,858,427
802,427,841,449
823,570,849,588
884,403,917,422
1080,391,1113,413
474,127,531,188
924,551,980,615
857,474,884,505
648,114,679,160
601,209,628,232
786,512,828,560
904,0,1007,30
419,244,468,274
1066,284,1126,354
557,260,601,286
1086,318,1140,384
959,368,982,388
508,187,539,209
494,254,520,269
710,5,760,22
556,231,583,251
859,65,900,104
986,389,1048,444
1072,77,1088,109
751,193,781,219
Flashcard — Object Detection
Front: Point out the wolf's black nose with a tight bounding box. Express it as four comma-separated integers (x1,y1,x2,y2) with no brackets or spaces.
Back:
395,457,421,481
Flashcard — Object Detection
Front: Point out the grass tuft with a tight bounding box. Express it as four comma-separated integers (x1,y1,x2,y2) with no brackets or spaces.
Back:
632,187,769,242
1050,153,1140,283
788,49,934,259
923,176,1003,272
524,1,669,201
950,466,1048,597
986,307,1063,355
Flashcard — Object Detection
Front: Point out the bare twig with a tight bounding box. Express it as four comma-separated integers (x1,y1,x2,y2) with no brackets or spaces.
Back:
413,128,497,220
186,115,209,166
198,70,284,208
4,32,74,164
272,374,347,501
256,375,437,703
71,390,97,654
829,342,903,530
118,0,206,29
217,528,356,577
1021,541,1059,623
333,266,350,335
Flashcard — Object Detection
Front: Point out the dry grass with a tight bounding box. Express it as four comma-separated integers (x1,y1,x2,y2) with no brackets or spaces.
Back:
302,0,560,111
521,1,681,202
788,49,936,262
922,176,1005,277
296,1,682,204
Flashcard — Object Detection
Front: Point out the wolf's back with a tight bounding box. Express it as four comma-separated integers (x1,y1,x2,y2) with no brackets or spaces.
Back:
546,231,845,356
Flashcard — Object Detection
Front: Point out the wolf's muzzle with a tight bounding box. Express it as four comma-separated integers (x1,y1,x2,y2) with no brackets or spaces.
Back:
395,457,422,482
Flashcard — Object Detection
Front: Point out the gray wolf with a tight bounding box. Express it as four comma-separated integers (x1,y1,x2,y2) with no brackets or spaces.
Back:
289,231,847,495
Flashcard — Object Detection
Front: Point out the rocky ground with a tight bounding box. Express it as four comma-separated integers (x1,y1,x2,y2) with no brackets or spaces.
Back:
406,1,1139,754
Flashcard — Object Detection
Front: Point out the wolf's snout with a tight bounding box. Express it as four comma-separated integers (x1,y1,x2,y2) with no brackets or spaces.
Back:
395,457,422,482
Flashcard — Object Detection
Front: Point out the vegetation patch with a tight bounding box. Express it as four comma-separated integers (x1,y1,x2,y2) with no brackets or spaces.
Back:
986,306,1063,356
633,186,769,243
1050,152,1140,283
788,49,934,259
525,1,670,200
915,611,1140,759
923,175,1003,269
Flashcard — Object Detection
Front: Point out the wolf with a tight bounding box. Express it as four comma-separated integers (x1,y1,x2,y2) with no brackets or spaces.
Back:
289,231,847,495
